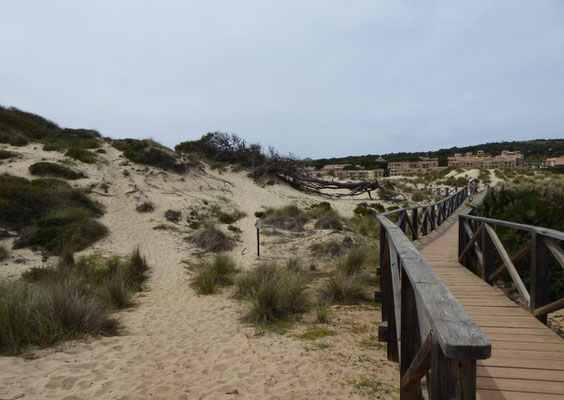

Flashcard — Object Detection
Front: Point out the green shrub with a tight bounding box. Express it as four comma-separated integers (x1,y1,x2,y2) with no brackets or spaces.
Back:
0,106,102,151
32,208,108,255
0,150,16,159
29,162,86,180
263,204,311,232
164,209,181,222
112,139,189,173
65,148,97,163
191,253,237,294
314,214,343,230
136,201,155,213
320,273,368,304
0,132,28,146
411,191,427,202
186,226,234,252
218,212,235,224
354,203,376,217
316,302,331,324
227,224,241,233
339,247,370,275
0,280,118,355
236,263,309,323
0,245,7,261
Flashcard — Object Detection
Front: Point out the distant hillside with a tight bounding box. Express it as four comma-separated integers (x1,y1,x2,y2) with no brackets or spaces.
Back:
310,139,564,169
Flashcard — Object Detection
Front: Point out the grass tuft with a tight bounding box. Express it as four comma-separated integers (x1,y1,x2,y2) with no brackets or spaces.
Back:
191,253,237,294
319,273,368,305
136,201,155,213
186,226,234,252
236,263,309,323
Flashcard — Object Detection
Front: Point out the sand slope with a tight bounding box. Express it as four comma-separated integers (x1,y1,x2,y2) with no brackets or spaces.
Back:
0,143,398,399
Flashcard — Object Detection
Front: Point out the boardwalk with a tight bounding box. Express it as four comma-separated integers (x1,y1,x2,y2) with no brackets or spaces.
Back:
418,216,564,399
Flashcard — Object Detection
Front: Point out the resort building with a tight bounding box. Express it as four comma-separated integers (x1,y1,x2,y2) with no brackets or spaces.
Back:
448,150,524,169
334,168,384,180
388,157,439,176
543,156,564,168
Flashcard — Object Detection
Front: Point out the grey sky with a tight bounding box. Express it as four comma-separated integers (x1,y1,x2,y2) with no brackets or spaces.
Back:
1,1,563,158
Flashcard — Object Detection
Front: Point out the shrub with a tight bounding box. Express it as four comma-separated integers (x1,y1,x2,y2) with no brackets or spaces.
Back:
0,150,16,159
186,226,234,252
99,275,134,309
164,209,181,222
65,148,97,163
339,247,369,275
309,237,354,258
193,266,218,294
111,139,189,173
236,263,309,323
316,302,331,324
354,203,376,216
254,211,265,218
218,213,235,224
0,280,118,355
0,245,7,261
263,204,311,232
227,224,241,233
32,208,108,255
192,253,237,294
29,162,86,180
0,132,28,146
136,201,155,213
320,273,368,305
411,191,426,202
314,214,343,230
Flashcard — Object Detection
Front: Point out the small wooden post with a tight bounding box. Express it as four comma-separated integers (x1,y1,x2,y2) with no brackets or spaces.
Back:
429,339,476,399
255,219,262,257
530,233,549,324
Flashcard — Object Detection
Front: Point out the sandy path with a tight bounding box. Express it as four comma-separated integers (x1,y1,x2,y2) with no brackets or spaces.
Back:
0,144,397,399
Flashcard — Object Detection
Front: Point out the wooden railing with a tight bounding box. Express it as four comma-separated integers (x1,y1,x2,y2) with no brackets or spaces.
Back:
379,186,467,242
458,212,564,324
419,186,460,196
378,188,491,398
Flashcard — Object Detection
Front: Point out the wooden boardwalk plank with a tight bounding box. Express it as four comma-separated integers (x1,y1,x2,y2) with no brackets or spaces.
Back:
418,217,564,398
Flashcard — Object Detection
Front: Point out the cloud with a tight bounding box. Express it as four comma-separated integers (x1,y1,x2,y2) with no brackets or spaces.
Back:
1,0,563,158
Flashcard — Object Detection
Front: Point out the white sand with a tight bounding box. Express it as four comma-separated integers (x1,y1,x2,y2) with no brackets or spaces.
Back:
0,143,398,399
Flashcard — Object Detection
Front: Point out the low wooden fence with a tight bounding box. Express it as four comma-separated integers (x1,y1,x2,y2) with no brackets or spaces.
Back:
458,213,564,324
378,188,491,398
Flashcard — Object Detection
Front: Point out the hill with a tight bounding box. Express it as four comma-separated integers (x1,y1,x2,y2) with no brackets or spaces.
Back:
310,139,564,169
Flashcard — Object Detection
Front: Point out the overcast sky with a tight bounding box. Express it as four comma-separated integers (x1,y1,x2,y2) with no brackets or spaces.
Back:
1,1,563,158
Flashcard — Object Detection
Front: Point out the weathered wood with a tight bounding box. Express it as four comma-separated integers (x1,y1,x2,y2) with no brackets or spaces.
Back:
488,240,531,282
389,242,401,362
462,214,564,241
401,332,432,397
543,236,564,268
530,232,548,323
484,224,530,306
378,324,388,342
378,216,491,360
534,298,564,317
412,208,419,241
481,222,495,284
459,224,483,264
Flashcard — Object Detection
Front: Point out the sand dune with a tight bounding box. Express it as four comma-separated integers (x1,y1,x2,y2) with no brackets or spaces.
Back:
0,143,398,399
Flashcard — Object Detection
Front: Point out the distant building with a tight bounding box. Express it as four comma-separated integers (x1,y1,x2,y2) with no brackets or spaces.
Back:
543,156,564,168
388,157,439,176
448,150,523,169
334,168,384,180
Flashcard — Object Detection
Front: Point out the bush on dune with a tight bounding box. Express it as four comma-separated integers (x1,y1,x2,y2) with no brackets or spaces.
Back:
29,162,86,180
0,174,106,255
236,263,309,323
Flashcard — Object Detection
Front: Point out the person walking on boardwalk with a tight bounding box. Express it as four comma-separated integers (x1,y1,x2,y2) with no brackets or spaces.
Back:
467,178,477,201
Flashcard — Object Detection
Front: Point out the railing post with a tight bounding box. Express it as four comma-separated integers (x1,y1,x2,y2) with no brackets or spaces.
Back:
530,233,549,325
400,275,421,399
458,216,466,265
399,211,407,235
430,206,436,231
421,208,428,236
412,209,419,241
481,222,494,285
380,227,388,323
429,339,477,400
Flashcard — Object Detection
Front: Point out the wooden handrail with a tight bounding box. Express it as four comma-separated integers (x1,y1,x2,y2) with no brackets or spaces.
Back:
378,186,491,397
459,208,564,324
